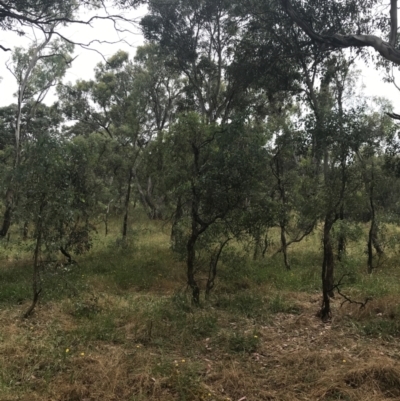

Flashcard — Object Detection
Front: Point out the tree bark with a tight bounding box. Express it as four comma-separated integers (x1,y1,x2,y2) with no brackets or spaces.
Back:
206,238,230,298
320,213,336,320
0,194,12,237
367,162,383,273
187,231,200,305
337,205,346,261
133,171,163,220
24,199,45,318
122,168,133,238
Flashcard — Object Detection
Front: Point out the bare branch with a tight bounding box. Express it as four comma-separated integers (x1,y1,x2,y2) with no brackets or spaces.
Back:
386,112,400,120
330,274,373,309
0,44,11,51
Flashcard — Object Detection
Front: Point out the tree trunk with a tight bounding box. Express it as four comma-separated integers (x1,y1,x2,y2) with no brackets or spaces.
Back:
133,172,163,220
104,199,113,237
24,200,45,318
337,205,346,261
280,222,290,270
187,232,200,305
206,239,230,298
23,221,29,240
320,214,336,321
0,190,13,238
60,246,74,265
372,225,383,257
171,196,183,251
367,160,383,273
368,213,383,273
122,168,133,238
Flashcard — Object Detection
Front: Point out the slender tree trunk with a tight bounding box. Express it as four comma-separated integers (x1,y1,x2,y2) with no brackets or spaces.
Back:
24,200,45,318
337,205,346,261
262,232,269,258
272,153,290,269
206,239,230,298
23,221,29,240
0,190,13,238
60,246,74,264
280,222,290,270
171,196,183,250
320,214,336,320
187,231,200,304
122,168,133,238
367,162,383,273
104,199,113,237
133,171,163,220
371,225,383,257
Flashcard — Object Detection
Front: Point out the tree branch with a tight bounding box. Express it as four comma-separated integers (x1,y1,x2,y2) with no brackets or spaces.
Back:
390,0,398,47
280,0,400,65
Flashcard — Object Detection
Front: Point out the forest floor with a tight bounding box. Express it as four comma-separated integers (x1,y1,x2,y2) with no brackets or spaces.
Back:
1,216,400,401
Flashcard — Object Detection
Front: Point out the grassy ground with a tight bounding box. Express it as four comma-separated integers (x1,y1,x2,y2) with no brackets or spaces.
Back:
1,212,400,400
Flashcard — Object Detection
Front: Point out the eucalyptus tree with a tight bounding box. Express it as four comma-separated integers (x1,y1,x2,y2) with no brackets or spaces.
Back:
141,0,261,123
16,132,97,317
0,34,74,238
59,50,144,238
59,46,182,230
267,110,316,270
159,112,267,303
358,108,400,272
130,44,184,219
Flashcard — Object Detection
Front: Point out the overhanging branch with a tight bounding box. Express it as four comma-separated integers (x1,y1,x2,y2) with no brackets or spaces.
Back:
280,0,400,66
390,0,398,47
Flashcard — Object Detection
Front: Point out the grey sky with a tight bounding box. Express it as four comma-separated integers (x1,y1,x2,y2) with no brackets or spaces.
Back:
0,5,146,106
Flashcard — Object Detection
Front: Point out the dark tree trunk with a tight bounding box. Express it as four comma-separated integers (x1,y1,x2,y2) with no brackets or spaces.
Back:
187,232,200,305
206,239,230,298
337,205,346,261
171,196,183,250
320,214,336,321
122,168,133,238
0,191,13,238
60,246,74,264
23,221,29,240
24,200,45,318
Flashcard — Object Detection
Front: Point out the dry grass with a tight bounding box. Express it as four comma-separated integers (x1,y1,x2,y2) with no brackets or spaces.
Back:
2,216,400,401
1,291,400,401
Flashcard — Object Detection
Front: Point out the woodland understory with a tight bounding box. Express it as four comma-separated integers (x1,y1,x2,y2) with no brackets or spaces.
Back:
3,0,400,399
